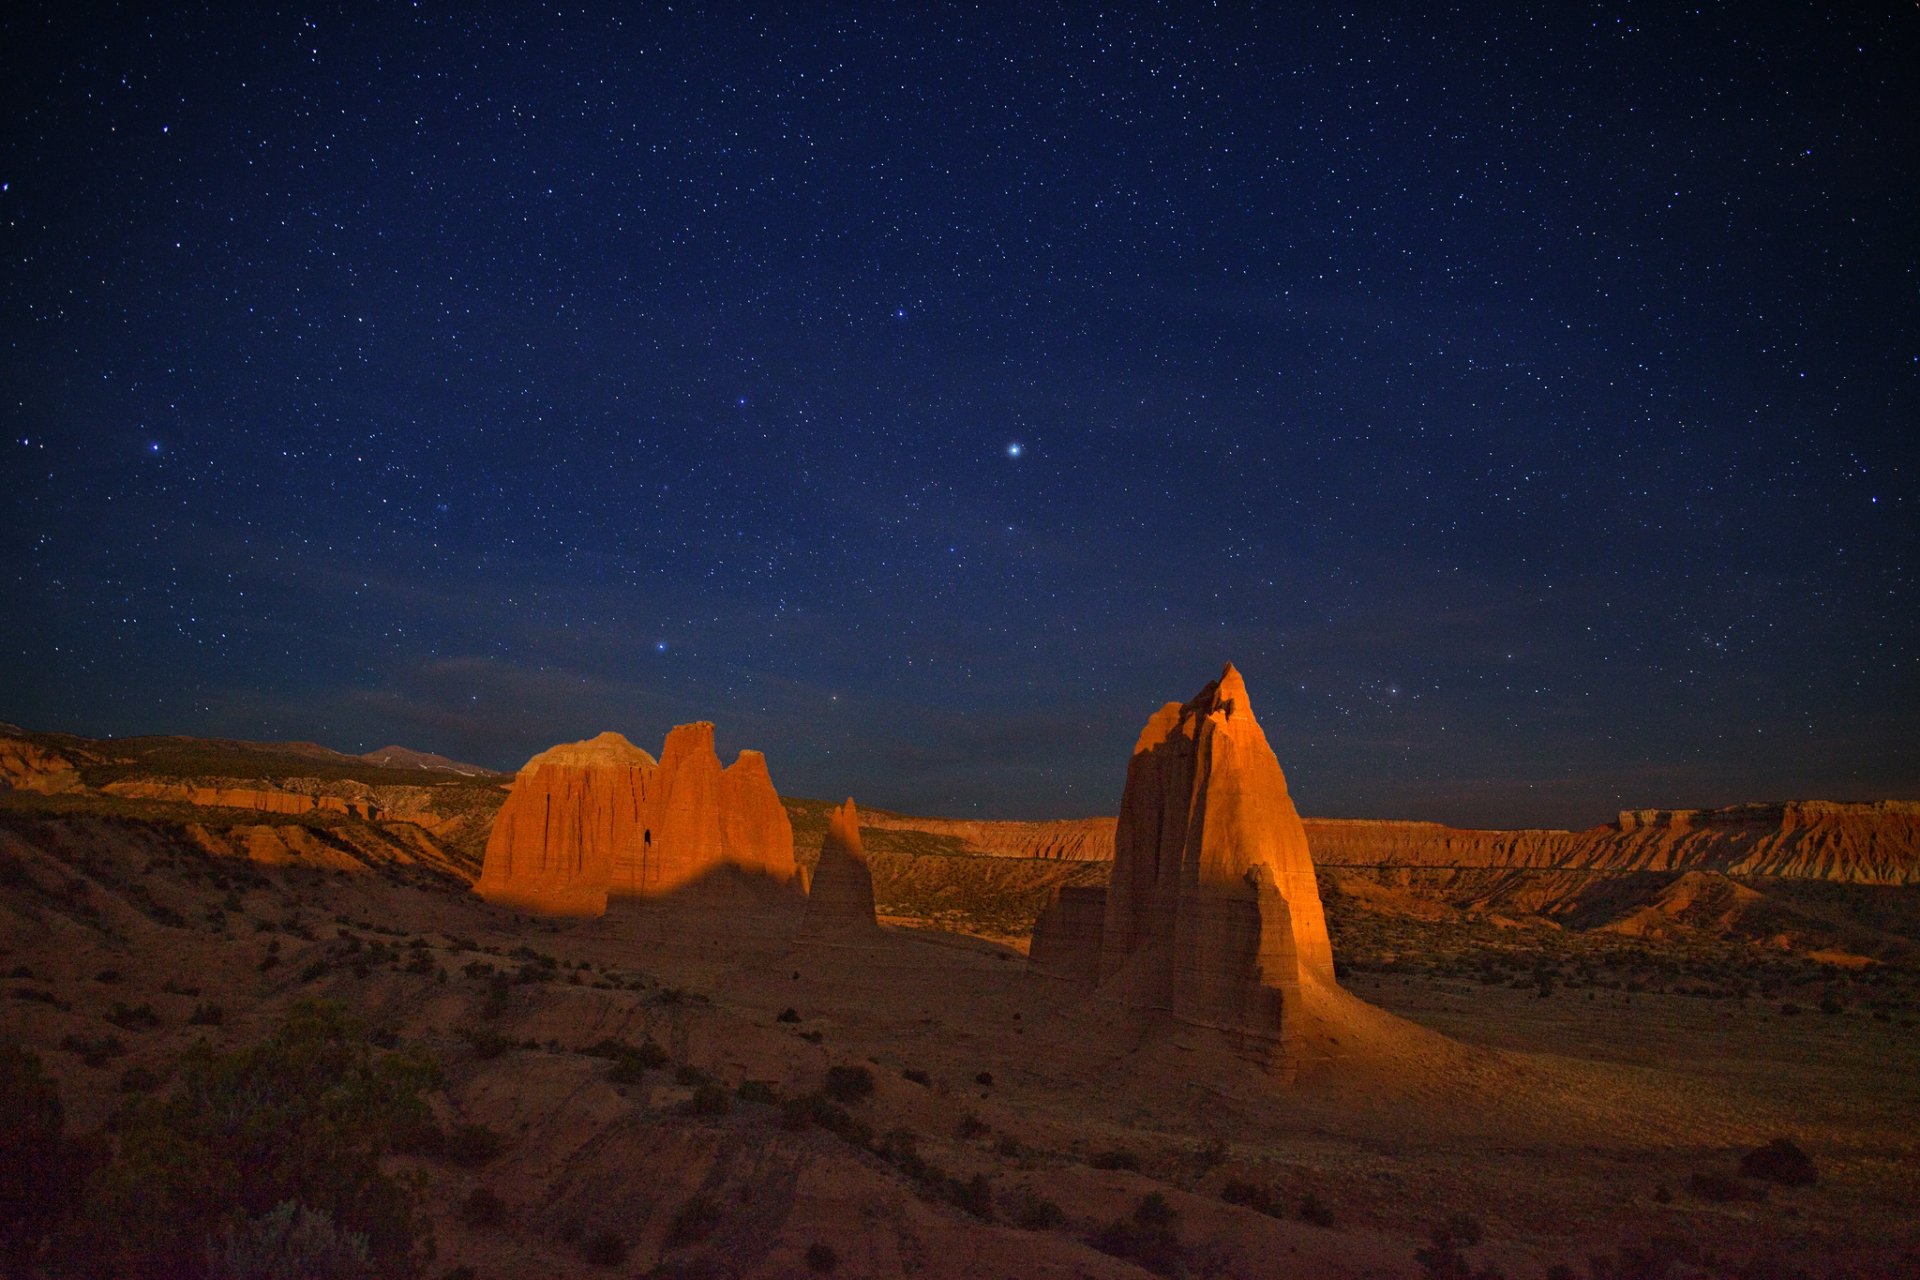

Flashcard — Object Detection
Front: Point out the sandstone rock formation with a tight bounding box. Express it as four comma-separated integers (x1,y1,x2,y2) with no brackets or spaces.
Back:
1031,664,1336,1073
476,731,656,916
475,723,798,916
802,798,878,936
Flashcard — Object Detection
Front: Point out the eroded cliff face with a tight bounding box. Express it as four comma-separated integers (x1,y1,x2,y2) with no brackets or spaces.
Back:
1304,802,1920,884
475,724,799,916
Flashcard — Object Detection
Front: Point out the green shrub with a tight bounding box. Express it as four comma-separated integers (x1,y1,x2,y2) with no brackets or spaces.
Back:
54,1001,434,1278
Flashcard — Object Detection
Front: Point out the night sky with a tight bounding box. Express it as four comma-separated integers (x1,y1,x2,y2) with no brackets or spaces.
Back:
3,4,1914,829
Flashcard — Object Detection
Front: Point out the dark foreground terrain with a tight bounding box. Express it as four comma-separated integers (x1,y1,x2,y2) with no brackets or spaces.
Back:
2,728,1917,1279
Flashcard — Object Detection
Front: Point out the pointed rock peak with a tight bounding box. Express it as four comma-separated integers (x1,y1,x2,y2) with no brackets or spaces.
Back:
826,798,863,853
522,731,658,771
1213,662,1250,719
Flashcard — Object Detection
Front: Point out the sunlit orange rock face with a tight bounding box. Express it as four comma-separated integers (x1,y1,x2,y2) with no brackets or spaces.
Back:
1035,664,1334,1071
476,724,796,916
801,798,877,937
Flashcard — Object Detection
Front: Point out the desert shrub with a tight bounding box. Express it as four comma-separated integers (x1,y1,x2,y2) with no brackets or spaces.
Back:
1740,1138,1817,1188
665,1193,722,1247
1090,1148,1140,1171
901,1067,930,1087
1220,1178,1286,1218
60,1033,128,1067
1089,1192,1182,1277
117,1064,163,1094
581,1037,668,1084
206,1200,371,1280
458,1027,515,1060
805,1242,838,1273
0,1045,70,1270
1414,1212,1487,1279
956,1113,991,1140
779,1092,872,1147
823,1064,875,1104
681,1082,731,1117
735,1079,780,1105
798,1029,823,1044
948,1172,994,1220
460,1186,506,1229
1686,1170,1757,1203
479,976,512,1018
582,1228,628,1266
53,1000,434,1278
1011,1190,1065,1231
105,1002,162,1031
188,1002,226,1026
437,1123,504,1168
776,1007,801,1023
973,1071,994,1086
995,1133,1023,1159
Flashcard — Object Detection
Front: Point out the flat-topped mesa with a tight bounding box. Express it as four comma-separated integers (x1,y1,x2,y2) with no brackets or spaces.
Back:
477,731,656,917
802,798,878,937
476,723,799,915
1038,664,1334,1072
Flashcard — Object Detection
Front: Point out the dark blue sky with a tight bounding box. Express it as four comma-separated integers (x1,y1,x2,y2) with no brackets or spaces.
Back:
3,3,1914,827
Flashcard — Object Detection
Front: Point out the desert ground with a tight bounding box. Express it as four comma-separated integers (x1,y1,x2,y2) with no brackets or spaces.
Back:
2,726,1917,1279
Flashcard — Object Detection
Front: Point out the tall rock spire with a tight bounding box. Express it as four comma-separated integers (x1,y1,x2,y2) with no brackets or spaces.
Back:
1087,664,1334,1069
802,798,878,937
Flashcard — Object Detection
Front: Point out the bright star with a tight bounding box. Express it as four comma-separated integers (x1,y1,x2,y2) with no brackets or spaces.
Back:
655,641,668,652
1006,442,1022,458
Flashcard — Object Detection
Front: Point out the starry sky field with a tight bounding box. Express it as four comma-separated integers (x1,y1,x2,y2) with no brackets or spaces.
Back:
3,4,1914,827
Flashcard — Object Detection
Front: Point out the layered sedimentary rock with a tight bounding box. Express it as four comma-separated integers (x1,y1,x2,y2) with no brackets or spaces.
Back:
1305,802,1920,884
1038,665,1335,1072
860,813,1116,861
476,724,797,915
802,799,878,936
873,802,1920,886
103,779,382,820
1028,884,1107,982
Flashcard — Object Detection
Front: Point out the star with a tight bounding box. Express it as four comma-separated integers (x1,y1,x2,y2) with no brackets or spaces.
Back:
1006,443,1022,459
